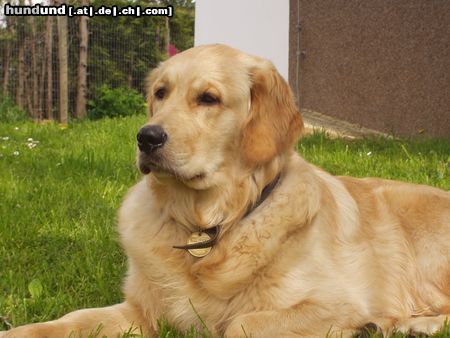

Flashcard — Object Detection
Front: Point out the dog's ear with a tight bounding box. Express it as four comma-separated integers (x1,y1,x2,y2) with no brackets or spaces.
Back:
242,62,303,166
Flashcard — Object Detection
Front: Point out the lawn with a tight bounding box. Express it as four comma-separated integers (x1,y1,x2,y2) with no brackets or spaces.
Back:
0,115,449,337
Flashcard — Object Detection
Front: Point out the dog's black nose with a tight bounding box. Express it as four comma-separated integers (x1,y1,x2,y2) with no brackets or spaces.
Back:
137,125,167,153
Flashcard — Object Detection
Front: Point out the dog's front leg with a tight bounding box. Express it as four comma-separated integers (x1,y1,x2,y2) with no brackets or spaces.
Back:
0,302,152,338
224,303,360,338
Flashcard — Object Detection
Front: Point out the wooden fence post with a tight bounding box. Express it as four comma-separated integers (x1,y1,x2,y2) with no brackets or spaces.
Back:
57,0,68,124
75,0,89,119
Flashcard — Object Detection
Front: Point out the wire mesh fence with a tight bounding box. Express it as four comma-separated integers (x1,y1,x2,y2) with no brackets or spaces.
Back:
0,1,195,121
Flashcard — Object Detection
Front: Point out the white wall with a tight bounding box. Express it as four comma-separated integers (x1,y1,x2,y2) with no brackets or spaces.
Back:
194,0,290,80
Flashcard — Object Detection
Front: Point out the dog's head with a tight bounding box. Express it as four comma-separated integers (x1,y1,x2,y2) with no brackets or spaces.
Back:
137,44,303,189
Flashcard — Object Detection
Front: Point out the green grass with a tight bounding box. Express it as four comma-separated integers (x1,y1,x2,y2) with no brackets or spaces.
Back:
0,117,144,328
0,116,449,337
297,132,449,188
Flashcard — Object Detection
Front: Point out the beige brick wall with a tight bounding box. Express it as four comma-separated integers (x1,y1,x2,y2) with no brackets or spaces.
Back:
289,0,450,138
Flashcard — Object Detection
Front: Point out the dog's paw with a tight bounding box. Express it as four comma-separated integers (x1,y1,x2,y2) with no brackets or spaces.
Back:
224,313,268,338
395,315,448,336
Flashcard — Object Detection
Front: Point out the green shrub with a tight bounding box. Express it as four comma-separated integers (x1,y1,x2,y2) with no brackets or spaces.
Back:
0,95,29,123
88,85,147,120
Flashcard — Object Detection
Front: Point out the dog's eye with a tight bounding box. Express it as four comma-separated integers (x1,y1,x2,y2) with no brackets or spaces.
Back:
198,93,220,106
154,87,166,100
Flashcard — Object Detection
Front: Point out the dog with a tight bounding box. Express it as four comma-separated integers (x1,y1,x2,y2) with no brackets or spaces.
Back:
1,44,449,338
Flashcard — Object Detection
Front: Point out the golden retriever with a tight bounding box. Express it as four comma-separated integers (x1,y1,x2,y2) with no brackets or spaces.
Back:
1,44,449,338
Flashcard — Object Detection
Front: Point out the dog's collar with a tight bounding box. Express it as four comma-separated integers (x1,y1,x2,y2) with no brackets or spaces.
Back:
173,174,281,258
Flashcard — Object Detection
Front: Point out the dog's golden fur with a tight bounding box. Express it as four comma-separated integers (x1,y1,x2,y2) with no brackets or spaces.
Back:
1,44,449,338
